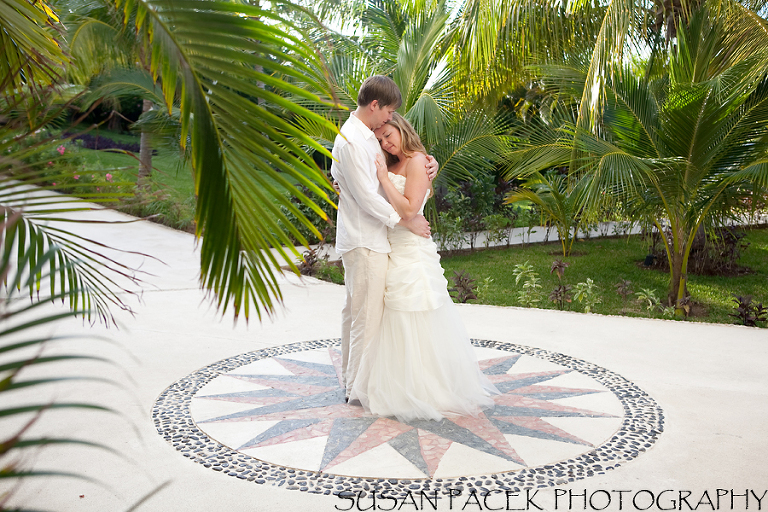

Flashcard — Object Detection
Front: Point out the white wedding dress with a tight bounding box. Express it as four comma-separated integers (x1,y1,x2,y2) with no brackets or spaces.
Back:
349,172,498,422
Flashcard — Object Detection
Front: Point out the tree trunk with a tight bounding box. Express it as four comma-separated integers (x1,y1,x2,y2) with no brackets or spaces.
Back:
668,246,691,315
138,99,153,188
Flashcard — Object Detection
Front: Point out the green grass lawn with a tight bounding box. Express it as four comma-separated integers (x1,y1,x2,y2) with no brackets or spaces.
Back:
441,228,768,326
77,142,198,232
74,129,195,196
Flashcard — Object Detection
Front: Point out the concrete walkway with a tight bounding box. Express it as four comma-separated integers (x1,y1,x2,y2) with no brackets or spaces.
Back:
2,206,767,512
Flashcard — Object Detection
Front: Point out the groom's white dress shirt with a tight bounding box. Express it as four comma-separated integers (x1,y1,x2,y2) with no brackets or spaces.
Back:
331,112,401,255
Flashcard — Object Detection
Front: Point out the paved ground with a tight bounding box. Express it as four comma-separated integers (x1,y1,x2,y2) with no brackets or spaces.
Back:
2,206,767,512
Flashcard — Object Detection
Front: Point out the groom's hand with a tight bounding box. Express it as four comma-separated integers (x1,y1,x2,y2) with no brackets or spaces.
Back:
425,155,439,181
400,214,430,238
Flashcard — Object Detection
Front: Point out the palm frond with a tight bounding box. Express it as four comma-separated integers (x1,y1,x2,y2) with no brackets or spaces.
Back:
503,116,574,181
359,0,407,65
575,0,637,133
430,111,510,187
392,0,451,112
116,0,340,320
601,68,662,158
450,0,605,106
0,235,122,503
405,92,448,147
1,114,148,324
83,68,164,108
65,14,132,84
0,0,66,95
505,170,590,255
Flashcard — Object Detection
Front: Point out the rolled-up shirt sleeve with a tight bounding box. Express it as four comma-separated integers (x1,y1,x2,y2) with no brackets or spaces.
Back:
337,141,401,229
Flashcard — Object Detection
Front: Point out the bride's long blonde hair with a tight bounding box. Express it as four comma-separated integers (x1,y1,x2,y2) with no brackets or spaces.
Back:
382,113,432,197
382,112,427,167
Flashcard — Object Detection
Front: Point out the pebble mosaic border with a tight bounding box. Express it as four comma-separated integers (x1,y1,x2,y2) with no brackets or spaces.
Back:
153,339,663,496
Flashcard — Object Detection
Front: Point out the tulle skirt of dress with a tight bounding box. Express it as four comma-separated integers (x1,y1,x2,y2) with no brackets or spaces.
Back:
349,226,498,422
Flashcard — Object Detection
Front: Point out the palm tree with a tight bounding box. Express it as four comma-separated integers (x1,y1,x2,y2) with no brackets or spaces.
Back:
295,0,510,188
506,171,590,256
506,4,768,310
452,0,768,136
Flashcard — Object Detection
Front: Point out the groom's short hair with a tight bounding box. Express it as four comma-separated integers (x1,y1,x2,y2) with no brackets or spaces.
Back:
358,75,402,109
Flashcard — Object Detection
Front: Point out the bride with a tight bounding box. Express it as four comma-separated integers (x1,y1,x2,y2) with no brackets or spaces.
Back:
349,113,498,422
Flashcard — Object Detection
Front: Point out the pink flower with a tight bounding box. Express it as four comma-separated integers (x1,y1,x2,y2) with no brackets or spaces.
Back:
73,175,79,180
52,182,56,186
57,145,66,155
105,173,113,182
96,187,100,192
47,161,53,166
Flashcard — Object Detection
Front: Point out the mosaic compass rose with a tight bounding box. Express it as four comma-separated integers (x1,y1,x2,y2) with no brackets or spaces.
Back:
191,344,623,479
155,339,663,494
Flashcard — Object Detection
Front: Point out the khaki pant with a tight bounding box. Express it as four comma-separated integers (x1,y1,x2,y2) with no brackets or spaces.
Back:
340,247,388,397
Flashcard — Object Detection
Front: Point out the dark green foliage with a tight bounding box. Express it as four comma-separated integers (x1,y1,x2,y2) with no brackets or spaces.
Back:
434,173,520,251
433,212,468,253
316,260,345,285
483,214,513,247
645,225,752,276
280,185,337,246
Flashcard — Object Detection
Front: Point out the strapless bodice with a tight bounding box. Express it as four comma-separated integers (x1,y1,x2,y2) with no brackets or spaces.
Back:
388,172,429,216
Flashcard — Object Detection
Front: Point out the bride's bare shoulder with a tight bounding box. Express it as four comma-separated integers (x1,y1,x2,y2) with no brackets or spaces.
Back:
405,152,428,173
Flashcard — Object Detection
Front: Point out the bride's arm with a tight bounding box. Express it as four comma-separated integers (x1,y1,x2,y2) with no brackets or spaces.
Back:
376,153,430,221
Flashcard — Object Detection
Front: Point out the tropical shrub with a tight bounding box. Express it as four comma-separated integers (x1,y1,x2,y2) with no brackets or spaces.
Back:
433,212,467,253
506,171,589,257
730,295,767,327
449,270,477,303
512,261,543,307
573,278,601,313
483,214,513,248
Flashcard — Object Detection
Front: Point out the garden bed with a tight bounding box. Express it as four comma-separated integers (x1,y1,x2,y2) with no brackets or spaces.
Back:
439,227,768,327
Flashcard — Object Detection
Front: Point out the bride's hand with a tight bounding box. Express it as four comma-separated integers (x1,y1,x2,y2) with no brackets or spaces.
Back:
375,153,389,182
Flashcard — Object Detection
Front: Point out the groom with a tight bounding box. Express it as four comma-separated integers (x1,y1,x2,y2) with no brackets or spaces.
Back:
331,75,437,401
